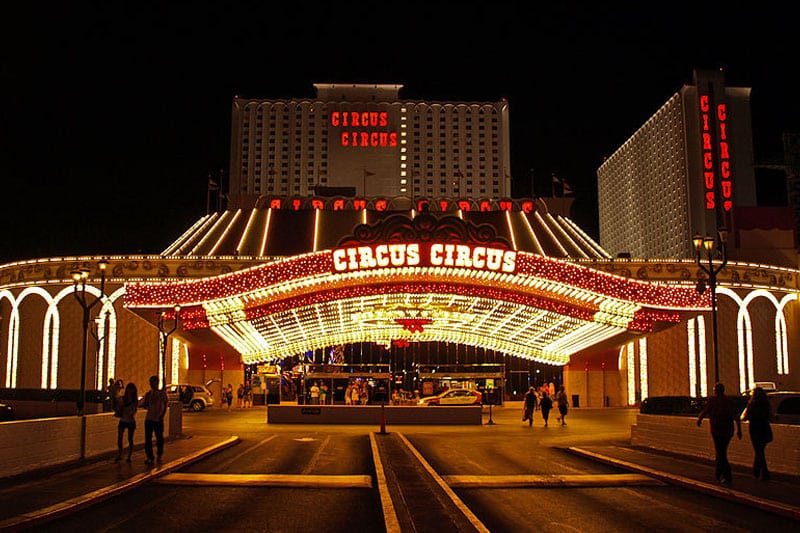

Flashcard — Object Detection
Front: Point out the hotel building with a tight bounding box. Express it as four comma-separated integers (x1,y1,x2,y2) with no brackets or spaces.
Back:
229,83,511,207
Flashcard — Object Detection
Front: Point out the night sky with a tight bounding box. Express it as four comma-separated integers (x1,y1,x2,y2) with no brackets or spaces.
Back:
2,3,798,263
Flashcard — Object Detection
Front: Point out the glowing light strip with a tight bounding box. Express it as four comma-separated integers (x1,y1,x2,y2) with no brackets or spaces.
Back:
171,338,181,385
559,216,613,259
236,208,259,256
738,312,753,393
191,211,232,255
178,213,220,256
698,316,708,397
546,213,589,259
534,211,568,256
688,320,697,396
260,208,272,257
209,209,242,256
627,342,635,405
638,338,648,400
313,208,321,252
505,211,517,250
162,214,214,255
521,212,545,255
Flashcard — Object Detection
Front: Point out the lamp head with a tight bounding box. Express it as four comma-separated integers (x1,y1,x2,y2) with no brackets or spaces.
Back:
71,270,82,283
717,227,728,244
702,236,714,252
174,304,181,314
98,259,109,271
692,234,703,251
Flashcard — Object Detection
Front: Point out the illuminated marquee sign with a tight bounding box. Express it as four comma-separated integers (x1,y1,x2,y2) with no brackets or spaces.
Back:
330,110,398,147
265,196,536,213
699,93,733,211
332,242,517,274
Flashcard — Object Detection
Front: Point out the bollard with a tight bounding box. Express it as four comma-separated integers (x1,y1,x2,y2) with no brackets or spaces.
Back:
379,400,387,434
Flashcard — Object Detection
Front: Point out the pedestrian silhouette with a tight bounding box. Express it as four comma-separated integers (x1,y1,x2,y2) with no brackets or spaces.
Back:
741,386,773,481
697,382,742,484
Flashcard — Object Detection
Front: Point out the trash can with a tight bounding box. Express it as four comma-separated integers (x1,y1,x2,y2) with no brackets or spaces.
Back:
571,394,580,408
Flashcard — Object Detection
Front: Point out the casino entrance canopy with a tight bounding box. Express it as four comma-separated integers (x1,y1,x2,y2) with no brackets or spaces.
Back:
124,213,709,366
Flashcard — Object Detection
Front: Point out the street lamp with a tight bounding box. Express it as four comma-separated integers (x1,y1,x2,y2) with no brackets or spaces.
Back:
693,228,728,385
71,259,108,462
71,259,108,418
157,305,182,390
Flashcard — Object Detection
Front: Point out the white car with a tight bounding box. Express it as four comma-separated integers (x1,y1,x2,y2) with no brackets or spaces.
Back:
166,384,215,411
418,389,482,406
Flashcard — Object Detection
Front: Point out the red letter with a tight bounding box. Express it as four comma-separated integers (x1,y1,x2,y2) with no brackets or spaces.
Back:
375,199,387,211
292,199,301,210
333,199,345,210
704,152,713,170
704,171,714,189
379,112,387,126
341,132,349,146
521,201,534,213
719,141,730,160
353,199,367,210
417,200,429,212
458,200,471,211
269,198,282,209
717,103,726,121
360,132,369,146
705,191,715,209
331,112,340,127
700,95,709,112
499,201,512,211
311,199,324,210
720,161,730,179
702,133,712,150
480,201,491,212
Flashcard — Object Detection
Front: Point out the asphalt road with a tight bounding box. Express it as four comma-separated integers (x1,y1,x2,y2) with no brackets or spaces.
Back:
26,404,800,532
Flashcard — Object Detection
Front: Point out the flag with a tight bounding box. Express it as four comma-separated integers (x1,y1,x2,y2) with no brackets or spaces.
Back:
563,181,574,196
208,177,219,191
551,174,561,196
552,175,562,185
364,170,376,177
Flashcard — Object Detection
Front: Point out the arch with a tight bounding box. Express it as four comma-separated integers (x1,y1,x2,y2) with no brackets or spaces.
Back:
716,287,796,392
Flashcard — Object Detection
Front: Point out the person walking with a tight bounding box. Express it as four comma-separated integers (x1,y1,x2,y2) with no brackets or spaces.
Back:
115,381,138,462
539,390,553,427
522,386,537,426
556,386,569,425
697,382,742,485
244,380,252,408
142,375,168,465
741,386,773,481
225,384,234,411
237,383,244,408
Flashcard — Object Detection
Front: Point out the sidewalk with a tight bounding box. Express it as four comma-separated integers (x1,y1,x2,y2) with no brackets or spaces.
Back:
0,434,238,531
568,444,800,521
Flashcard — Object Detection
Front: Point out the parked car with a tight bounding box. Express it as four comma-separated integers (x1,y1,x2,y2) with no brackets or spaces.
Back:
766,391,800,425
639,396,706,415
0,401,14,421
166,383,215,411
418,389,482,406
740,388,800,425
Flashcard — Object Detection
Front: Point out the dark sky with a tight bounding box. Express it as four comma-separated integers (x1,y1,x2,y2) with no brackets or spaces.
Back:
2,3,798,263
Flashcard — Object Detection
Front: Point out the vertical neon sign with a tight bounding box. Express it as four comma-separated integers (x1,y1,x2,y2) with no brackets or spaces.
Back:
699,91,733,212
700,94,715,210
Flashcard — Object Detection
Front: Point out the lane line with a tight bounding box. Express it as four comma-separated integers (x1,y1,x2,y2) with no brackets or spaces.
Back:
396,432,490,533
370,432,402,533
158,473,372,488
444,473,664,488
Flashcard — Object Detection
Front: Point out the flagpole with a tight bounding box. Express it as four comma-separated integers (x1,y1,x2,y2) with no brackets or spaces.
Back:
206,173,211,215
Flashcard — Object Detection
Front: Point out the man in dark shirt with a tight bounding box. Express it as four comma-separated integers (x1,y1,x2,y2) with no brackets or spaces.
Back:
697,382,742,485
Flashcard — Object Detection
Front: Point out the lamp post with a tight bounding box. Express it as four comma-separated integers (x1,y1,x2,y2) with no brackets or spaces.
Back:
486,386,495,425
71,259,108,418
693,228,728,386
90,316,106,391
71,259,108,462
157,305,181,390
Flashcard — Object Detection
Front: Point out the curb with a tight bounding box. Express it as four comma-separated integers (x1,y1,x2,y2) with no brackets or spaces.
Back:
0,436,239,532
567,446,800,521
